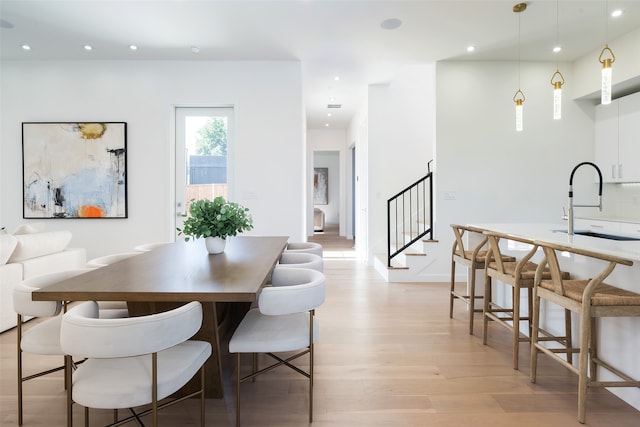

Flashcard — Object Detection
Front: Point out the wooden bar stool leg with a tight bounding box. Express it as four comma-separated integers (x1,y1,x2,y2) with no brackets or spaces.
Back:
469,266,476,335
482,274,491,345
512,284,521,370
529,289,541,384
577,305,591,424
449,258,456,319
564,308,573,365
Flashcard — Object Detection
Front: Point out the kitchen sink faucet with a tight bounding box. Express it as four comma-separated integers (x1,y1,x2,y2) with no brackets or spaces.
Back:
568,161,603,235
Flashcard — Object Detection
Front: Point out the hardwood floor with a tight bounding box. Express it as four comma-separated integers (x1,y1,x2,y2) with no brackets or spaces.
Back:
2,225,639,426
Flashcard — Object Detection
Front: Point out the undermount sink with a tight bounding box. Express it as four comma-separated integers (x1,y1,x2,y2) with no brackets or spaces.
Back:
552,229,640,241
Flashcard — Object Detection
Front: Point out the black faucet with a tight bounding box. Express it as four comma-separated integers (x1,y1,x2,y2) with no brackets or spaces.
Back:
568,161,603,235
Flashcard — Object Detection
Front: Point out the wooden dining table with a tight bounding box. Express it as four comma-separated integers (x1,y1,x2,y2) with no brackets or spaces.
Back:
33,235,289,398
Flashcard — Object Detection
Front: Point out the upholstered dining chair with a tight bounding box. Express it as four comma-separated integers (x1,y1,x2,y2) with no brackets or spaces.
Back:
133,242,170,252
277,252,324,272
284,241,323,258
86,251,141,267
86,252,141,311
60,300,211,427
530,240,640,424
12,268,110,425
229,267,326,427
449,224,515,335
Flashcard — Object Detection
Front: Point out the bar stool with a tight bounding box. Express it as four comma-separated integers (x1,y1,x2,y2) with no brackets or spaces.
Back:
449,224,515,335
530,240,640,424
482,230,570,370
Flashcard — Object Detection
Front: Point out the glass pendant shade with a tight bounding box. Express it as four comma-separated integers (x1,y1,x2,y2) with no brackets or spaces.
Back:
599,45,615,105
550,70,564,120
601,60,612,105
514,89,525,132
515,99,523,132
553,84,562,120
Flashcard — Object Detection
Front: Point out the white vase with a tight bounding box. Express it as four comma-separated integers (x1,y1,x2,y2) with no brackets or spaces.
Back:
204,236,226,254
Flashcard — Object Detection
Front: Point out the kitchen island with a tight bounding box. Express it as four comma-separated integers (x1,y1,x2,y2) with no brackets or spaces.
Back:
466,222,640,412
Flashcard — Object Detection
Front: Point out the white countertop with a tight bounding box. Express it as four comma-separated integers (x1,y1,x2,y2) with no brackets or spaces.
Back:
469,222,640,262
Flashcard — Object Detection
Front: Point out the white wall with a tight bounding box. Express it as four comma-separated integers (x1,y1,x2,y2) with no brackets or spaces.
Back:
366,65,436,263
0,60,305,259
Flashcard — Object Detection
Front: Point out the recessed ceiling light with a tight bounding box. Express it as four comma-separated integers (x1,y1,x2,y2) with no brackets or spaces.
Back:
466,46,476,53
327,113,332,117
21,44,31,51
324,123,330,127
191,46,200,54
84,45,93,51
611,9,623,18
380,18,402,30
553,45,562,53
129,45,138,51
334,76,340,81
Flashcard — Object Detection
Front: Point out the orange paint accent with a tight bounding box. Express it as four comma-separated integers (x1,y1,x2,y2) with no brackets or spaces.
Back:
78,205,106,218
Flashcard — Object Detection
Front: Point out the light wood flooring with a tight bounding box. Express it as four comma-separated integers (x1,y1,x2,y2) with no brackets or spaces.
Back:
1,224,639,426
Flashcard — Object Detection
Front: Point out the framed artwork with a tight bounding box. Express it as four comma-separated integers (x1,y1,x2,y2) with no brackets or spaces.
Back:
22,122,128,218
313,167,328,205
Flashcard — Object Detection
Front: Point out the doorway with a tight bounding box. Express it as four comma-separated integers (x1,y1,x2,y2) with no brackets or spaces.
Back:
175,107,234,240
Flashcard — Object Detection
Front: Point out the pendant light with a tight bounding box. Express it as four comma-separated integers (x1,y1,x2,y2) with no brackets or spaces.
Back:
550,0,565,120
513,3,527,132
599,0,615,105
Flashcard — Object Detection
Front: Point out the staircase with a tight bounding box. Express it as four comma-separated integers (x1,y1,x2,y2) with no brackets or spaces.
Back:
374,160,440,282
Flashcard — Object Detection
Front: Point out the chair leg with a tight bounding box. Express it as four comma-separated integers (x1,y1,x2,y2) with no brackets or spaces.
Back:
449,259,456,319
236,353,241,427
66,355,73,427
529,291,540,384
309,341,314,423
468,266,476,335
482,275,491,345
200,366,206,427
577,307,591,424
512,284,521,370
17,315,23,426
589,317,598,381
564,308,573,365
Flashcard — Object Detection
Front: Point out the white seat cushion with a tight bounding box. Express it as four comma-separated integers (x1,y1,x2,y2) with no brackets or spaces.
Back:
229,308,318,354
21,316,63,355
72,340,211,409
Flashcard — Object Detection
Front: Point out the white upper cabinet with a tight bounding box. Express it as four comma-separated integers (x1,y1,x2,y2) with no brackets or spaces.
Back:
618,92,640,182
595,100,620,183
595,91,640,183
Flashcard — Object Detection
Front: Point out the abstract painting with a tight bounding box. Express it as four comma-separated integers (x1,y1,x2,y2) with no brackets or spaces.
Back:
313,167,328,205
22,122,127,218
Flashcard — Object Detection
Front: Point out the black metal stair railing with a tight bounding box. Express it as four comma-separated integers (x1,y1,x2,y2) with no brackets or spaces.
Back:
387,160,434,267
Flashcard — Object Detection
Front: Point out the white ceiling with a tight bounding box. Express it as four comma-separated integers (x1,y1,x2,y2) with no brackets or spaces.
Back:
2,1,639,129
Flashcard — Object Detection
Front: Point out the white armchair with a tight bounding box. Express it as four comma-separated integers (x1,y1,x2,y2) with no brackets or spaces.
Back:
13,269,93,425
60,301,211,427
229,268,326,426
277,252,323,272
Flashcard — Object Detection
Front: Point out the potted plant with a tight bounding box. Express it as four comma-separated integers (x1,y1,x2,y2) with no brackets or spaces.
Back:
177,197,254,254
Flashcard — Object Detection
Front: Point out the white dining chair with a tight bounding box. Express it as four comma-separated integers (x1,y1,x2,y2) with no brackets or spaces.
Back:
86,252,142,311
13,268,123,425
277,251,323,272
60,301,211,427
86,251,141,267
229,267,326,426
285,241,323,258
133,242,170,252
